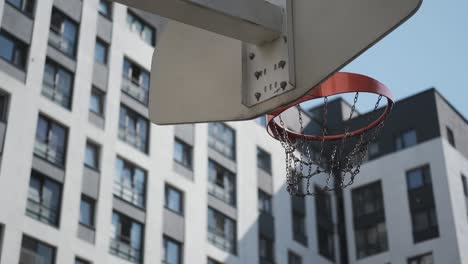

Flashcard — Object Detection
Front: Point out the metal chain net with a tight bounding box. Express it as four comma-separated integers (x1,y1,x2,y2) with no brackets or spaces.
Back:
271,93,389,196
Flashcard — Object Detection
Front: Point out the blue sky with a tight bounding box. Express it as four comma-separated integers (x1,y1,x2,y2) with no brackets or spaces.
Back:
335,0,468,116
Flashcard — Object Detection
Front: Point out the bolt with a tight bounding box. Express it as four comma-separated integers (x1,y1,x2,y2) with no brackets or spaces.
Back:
280,81,288,90
278,60,286,69
254,71,262,80
249,53,255,60
255,92,261,101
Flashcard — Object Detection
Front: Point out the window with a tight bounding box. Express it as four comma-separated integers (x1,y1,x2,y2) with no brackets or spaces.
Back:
207,207,237,254
406,165,439,243
98,0,112,19
208,123,236,160
6,0,35,16
446,126,455,147
0,93,10,122
292,209,307,246
84,141,100,170
258,190,272,215
110,211,144,263
165,185,184,215
49,8,79,58
20,235,56,264
288,251,302,264
114,157,147,208
89,88,105,116
75,257,91,264
95,38,108,64
352,181,388,258
26,171,62,226
208,160,236,206
0,223,4,259
174,138,193,169
257,147,272,174
126,11,155,46
256,115,267,127
395,129,417,150
408,252,433,264
79,195,95,228
118,105,149,153
34,115,67,167
315,187,335,261
42,59,74,109
462,174,468,218
259,235,274,262
207,258,222,264
122,58,150,105
163,236,182,264
0,30,28,69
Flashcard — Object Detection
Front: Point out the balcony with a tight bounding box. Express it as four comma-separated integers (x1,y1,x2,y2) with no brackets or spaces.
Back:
208,182,235,206
121,77,149,106
114,180,145,208
48,29,75,58
110,237,142,263
26,198,59,226
42,81,71,109
118,127,146,153
208,227,235,254
34,140,65,167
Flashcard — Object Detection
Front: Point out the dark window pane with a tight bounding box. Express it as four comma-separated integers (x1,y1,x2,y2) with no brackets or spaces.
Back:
118,105,149,153
20,236,55,264
208,123,236,160
84,142,99,170
79,196,94,227
257,147,272,174
26,171,62,226
0,31,28,69
110,211,143,263
7,0,35,16
49,9,78,58
121,58,150,105
258,190,272,214
34,115,67,167
165,185,183,215
208,160,236,206
207,207,237,254
95,39,108,64
288,251,302,264
163,237,181,264
447,127,455,147
89,88,104,115
114,157,146,208
173,138,192,169
126,11,155,46
98,0,112,18
42,60,74,109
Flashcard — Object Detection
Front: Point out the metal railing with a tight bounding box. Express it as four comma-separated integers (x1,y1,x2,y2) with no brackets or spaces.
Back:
118,127,146,152
110,237,142,263
208,137,235,160
207,182,235,206
34,140,65,166
25,198,59,226
48,29,75,57
121,76,149,105
114,180,145,208
207,227,235,254
42,81,71,108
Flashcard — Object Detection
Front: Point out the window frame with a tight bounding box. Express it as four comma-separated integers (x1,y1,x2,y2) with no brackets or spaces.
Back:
208,159,236,206
208,122,236,160
114,156,147,209
173,138,193,170
0,30,29,70
163,236,183,264
118,104,150,153
207,207,237,254
165,184,184,216
395,129,418,150
20,235,56,264
79,195,96,229
34,114,68,167
89,87,105,117
6,0,35,17
257,147,272,174
446,126,455,147
288,251,302,264
84,140,100,171
49,8,79,58
42,59,74,109
314,186,335,261
98,0,112,20
110,211,144,263
258,190,273,215
126,10,156,46
407,252,433,264
259,235,274,262
94,38,109,65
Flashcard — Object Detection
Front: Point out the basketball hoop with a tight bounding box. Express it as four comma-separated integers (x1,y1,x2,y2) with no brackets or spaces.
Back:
266,72,394,196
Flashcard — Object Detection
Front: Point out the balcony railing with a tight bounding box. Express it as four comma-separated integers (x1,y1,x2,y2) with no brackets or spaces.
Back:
121,77,149,105
208,137,235,160
26,198,59,226
118,127,146,152
48,29,75,57
42,81,71,108
114,180,145,208
208,227,235,254
34,140,65,167
208,182,235,206
110,237,142,263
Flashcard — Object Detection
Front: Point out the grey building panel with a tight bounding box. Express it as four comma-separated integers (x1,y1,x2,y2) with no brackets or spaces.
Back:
0,122,6,152
82,167,100,199
92,63,109,91
207,148,237,174
46,46,77,72
434,91,468,158
31,156,65,183
173,162,194,181
0,60,26,82
88,112,105,129
113,197,146,223
163,208,185,242
97,15,113,43
77,224,95,244
120,93,149,118
258,213,275,240
291,196,305,214
257,169,273,194
54,0,82,22
207,195,237,220
174,125,194,145
1,4,33,44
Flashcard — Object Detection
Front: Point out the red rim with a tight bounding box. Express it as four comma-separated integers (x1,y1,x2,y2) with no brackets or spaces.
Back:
266,72,394,141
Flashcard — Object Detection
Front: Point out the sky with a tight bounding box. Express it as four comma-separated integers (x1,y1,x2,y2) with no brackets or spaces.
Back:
316,0,468,116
